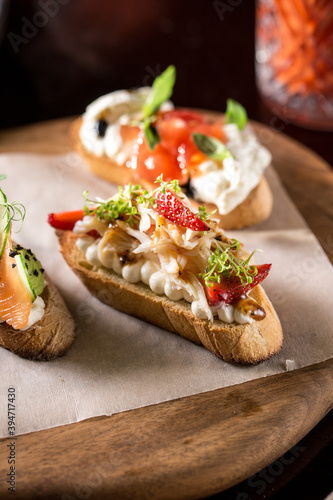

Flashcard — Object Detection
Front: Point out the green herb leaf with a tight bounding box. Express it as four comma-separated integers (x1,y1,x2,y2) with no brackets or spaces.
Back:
0,174,7,181
225,99,247,130
143,65,176,118
192,133,232,161
143,121,161,151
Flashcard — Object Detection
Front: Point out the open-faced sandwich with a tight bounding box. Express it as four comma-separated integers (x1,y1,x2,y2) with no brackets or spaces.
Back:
49,176,282,364
0,177,75,360
71,65,273,229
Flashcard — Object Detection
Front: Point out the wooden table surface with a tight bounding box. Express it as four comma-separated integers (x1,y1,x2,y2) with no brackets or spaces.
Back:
0,118,332,500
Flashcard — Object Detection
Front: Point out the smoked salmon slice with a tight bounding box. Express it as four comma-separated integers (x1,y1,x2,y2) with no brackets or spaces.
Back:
0,235,32,329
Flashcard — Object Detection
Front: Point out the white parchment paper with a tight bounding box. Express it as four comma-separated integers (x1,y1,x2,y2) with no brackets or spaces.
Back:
0,153,332,437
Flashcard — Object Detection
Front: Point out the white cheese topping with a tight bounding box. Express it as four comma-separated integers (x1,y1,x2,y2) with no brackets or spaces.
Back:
190,123,272,215
20,296,45,331
80,87,173,164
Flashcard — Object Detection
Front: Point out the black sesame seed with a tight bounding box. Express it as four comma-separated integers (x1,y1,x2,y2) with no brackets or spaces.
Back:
33,269,39,277
11,263,16,268
9,249,18,258
40,268,45,274
24,254,30,261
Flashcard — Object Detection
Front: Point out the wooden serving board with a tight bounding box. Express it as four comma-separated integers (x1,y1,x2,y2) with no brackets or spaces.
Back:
0,117,332,500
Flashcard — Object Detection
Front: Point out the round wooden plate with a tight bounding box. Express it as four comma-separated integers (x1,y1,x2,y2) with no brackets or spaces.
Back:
0,117,332,500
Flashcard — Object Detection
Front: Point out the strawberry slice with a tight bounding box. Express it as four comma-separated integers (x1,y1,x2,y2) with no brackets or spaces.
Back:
205,263,271,306
48,210,85,231
157,190,210,231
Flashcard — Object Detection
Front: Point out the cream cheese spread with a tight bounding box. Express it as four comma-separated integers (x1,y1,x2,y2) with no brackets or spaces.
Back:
76,233,253,325
20,296,45,330
190,123,272,215
80,87,173,164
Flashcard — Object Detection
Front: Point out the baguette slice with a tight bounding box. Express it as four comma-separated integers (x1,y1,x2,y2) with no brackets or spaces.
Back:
57,230,283,365
0,277,75,361
70,117,273,230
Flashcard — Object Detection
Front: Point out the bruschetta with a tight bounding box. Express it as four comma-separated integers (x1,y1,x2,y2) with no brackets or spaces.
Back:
0,178,75,360
49,176,282,364
71,66,273,229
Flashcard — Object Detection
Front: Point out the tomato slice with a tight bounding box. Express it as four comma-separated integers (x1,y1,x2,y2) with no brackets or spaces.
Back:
160,109,206,125
132,131,187,184
131,109,226,185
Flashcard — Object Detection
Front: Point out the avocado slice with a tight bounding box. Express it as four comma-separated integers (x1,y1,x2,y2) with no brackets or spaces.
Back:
11,245,45,301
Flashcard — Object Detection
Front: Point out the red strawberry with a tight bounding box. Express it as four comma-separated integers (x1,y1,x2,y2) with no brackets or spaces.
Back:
205,263,271,306
157,190,210,231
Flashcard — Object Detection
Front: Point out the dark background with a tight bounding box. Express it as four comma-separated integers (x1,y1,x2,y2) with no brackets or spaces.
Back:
0,1,332,498
0,0,332,166
0,0,257,126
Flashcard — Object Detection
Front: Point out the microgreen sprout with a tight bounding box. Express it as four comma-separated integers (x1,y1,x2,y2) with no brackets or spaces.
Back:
136,190,156,208
199,238,259,286
0,185,26,233
154,174,181,194
196,205,216,222
83,190,139,227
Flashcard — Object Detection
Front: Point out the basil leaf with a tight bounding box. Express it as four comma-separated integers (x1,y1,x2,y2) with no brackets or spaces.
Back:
225,99,247,130
143,65,176,118
192,133,232,161
144,121,161,151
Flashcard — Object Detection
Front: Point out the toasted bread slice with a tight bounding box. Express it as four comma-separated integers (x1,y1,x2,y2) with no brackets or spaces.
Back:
70,117,273,229
0,277,75,360
57,230,283,365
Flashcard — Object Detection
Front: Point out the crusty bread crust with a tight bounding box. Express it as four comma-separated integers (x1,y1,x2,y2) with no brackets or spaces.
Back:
57,230,283,365
70,117,273,229
0,277,75,360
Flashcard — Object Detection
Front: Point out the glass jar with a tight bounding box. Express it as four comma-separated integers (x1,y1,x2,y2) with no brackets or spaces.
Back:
255,0,333,131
